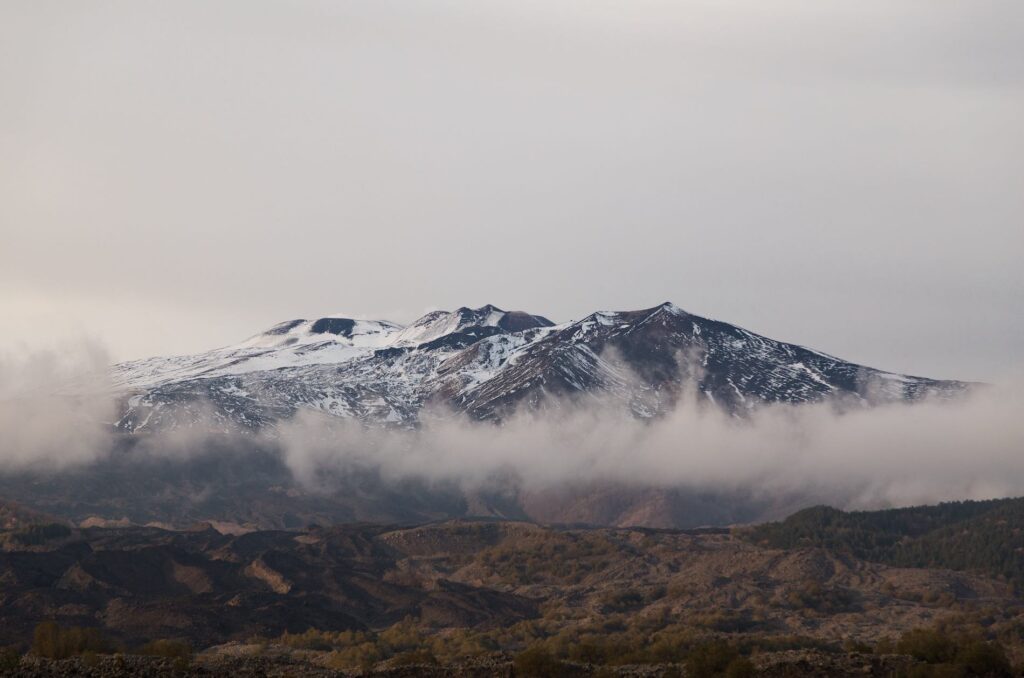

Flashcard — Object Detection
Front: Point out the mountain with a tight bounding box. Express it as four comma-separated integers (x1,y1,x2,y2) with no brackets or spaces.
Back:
0,302,974,532
111,302,968,433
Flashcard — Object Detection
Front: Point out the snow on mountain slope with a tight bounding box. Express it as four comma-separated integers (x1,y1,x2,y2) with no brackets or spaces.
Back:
110,316,401,389
391,305,553,348
111,303,970,433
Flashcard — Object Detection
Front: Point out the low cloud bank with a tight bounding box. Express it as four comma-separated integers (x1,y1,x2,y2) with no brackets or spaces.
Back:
278,384,1024,511
0,339,115,470
1,340,1022,513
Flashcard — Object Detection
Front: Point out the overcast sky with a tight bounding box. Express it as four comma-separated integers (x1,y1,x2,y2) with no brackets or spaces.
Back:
1,1,1021,381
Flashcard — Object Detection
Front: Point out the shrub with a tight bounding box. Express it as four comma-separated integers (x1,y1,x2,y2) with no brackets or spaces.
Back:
324,642,383,670
278,628,373,651
778,580,858,613
896,629,956,664
31,622,112,659
895,627,1013,678
724,657,756,678
390,649,438,666
600,589,645,613
901,665,962,678
685,641,740,678
10,523,72,546
137,639,191,659
514,645,566,677
695,610,758,633
955,640,1012,677
843,638,873,653
0,646,20,671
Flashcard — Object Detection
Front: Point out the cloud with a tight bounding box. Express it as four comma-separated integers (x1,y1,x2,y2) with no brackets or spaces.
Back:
275,383,1024,512
0,339,117,470
1,336,1020,518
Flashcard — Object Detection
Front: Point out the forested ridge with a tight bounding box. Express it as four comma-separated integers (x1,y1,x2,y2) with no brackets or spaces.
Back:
744,497,1024,589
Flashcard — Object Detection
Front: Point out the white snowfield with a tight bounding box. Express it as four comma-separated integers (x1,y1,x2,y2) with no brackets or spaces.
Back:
111,307,553,389
110,303,968,433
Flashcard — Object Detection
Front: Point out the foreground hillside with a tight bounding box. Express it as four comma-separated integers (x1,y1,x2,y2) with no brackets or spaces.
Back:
2,500,1024,675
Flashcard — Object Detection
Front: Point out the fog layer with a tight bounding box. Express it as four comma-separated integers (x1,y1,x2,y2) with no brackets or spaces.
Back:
1,339,1020,513
277,385,1023,511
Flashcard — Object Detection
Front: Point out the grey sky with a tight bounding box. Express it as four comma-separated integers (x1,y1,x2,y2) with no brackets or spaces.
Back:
1,0,1021,381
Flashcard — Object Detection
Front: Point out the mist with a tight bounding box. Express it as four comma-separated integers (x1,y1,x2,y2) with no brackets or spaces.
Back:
275,383,1024,513
0,340,115,471
1,337,1021,518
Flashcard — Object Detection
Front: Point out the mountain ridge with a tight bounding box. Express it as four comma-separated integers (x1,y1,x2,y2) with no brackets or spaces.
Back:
110,302,970,434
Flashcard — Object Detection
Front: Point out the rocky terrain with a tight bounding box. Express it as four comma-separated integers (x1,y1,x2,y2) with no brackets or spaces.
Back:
0,650,923,677
2,501,1022,675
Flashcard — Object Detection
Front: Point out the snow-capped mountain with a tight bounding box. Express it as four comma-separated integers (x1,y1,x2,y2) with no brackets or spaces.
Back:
111,303,968,433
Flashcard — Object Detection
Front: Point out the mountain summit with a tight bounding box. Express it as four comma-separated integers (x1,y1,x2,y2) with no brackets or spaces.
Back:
111,303,968,432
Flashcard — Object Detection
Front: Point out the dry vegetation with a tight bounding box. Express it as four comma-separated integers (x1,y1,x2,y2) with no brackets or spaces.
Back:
4,501,1024,675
